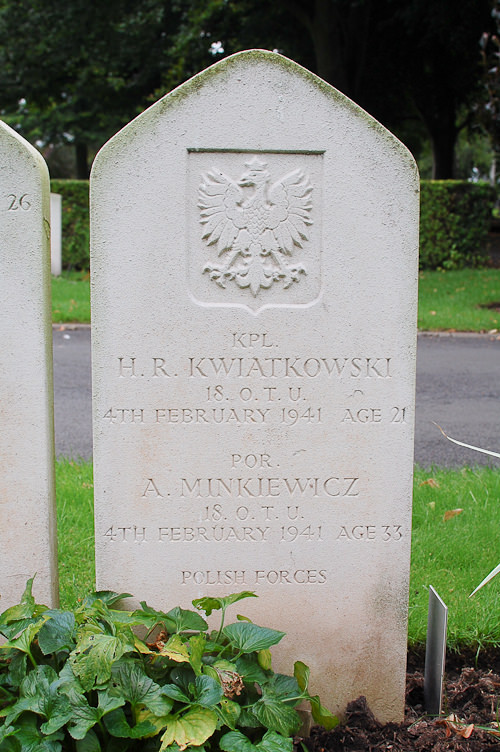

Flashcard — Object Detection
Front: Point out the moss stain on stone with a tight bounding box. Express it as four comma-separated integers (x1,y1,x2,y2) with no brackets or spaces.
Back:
95,49,417,183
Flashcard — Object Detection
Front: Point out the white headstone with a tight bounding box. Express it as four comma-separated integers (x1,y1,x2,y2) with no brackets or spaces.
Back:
91,50,419,722
0,121,58,610
50,192,62,276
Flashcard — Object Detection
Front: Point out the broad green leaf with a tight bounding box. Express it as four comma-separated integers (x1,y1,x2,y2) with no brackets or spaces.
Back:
213,660,238,672
55,659,85,694
133,635,154,654
250,698,301,737
309,695,339,730
70,630,136,690
136,707,172,736
6,651,27,688
159,634,190,663
40,696,77,736
220,729,293,752
194,674,224,707
103,707,157,739
188,633,207,675
97,689,128,716
193,592,256,617
75,729,102,752
2,665,68,728
0,617,40,641
133,602,177,632
235,655,268,684
81,591,132,608
169,665,196,694
66,690,107,740
111,659,173,715
165,606,208,633
219,729,256,752
159,707,217,751
257,650,272,671
161,684,190,703
0,724,17,744
216,697,241,730
237,707,264,729
0,620,46,656
12,713,64,752
259,730,294,752
104,610,144,627
203,665,219,682
293,662,309,693
20,661,57,691
223,623,285,654
78,600,131,635
0,578,36,623
267,674,300,701
66,687,125,740
38,610,76,654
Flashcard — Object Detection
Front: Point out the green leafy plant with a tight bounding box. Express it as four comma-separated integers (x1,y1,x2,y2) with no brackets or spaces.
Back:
50,180,89,270
0,582,338,751
420,181,495,270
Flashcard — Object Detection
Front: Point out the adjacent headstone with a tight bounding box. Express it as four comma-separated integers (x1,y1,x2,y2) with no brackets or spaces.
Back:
50,192,62,276
0,121,58,610
91,50,419,722
424,586,448,715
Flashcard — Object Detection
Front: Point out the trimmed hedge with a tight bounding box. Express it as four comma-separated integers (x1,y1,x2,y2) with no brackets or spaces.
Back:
420,180,496,270
50,179,496,272
50,179,89,270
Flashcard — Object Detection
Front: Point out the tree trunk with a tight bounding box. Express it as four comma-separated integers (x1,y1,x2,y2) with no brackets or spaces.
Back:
75,142,89,179
430,126,457,179
417,95,458,179
289,0,372,99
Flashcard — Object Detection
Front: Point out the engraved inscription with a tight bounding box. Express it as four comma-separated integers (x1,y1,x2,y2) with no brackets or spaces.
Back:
199,157,313,296
188,356,392,378
5,193,31,211
179,475,359,498
101,523,405,546
179,570,328,586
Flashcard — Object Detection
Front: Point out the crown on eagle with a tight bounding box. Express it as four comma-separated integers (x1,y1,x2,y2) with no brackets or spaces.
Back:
244,156,268,171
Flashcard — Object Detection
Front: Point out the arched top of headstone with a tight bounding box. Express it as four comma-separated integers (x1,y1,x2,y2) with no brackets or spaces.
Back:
92,49,418,184
0,119,50,184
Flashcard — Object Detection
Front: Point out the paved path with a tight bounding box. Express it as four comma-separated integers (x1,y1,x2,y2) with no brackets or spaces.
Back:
53,327,500,468
53,327,92,461
415,333,500,467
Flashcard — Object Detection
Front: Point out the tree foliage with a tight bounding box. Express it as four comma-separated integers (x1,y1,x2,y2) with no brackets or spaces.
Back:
0,0,177,175
0,0,494,178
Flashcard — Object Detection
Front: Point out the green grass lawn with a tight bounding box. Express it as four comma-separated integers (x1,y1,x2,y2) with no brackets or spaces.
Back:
55,460,500,650
418,268,500,332
52,270,90,324
51,268,500,331
56,459,95,607
411,466,500,650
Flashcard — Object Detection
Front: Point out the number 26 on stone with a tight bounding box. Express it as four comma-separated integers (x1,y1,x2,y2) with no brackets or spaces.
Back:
6,193,31,211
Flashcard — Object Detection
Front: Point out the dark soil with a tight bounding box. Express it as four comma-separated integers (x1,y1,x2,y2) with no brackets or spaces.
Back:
304,649,500,751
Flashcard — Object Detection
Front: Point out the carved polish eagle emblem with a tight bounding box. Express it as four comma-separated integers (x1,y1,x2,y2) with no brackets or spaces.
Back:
199,157,313,296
